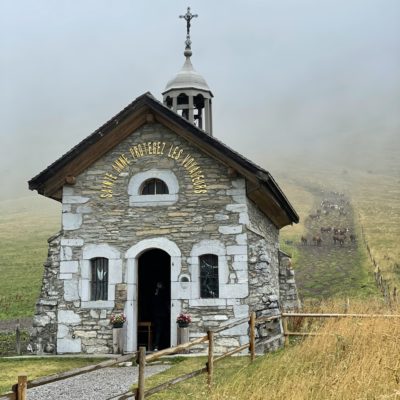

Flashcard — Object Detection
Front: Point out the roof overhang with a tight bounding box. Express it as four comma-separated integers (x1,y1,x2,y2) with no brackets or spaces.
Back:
29,92,299,228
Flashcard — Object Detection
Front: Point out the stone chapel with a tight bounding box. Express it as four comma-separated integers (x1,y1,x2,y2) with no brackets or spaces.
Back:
28,8,299,355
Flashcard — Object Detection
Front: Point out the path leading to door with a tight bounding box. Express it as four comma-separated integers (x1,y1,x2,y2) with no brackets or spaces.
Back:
27,363,171,400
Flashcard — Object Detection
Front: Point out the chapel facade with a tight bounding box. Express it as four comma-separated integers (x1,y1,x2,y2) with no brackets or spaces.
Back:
29,9,299,355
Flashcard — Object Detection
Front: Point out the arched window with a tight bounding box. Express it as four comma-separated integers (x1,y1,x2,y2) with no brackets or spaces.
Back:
91,257,108,301
141,178,169,195
199,254,219,298
128,170,179,206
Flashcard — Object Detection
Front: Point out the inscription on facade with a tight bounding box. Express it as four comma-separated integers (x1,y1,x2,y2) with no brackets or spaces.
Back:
100,141,208,198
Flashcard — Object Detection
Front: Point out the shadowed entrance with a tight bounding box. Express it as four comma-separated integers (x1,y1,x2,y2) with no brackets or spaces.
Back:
138,249,171,350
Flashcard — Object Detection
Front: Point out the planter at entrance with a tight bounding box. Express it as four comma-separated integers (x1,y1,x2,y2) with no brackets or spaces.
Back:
112,323,124,329
177,326,189,353
177,323,189,328
112,326,124,354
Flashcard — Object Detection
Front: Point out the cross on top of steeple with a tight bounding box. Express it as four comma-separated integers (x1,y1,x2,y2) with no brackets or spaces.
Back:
179,7,198,55
179,7,198,36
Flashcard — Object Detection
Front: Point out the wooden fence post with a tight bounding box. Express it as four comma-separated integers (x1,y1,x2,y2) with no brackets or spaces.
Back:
136,347,146,400
207,331,214,388
344,298,350,314
282,317,289,347
16,320,21,356
249,312,256,362
18,374,27,400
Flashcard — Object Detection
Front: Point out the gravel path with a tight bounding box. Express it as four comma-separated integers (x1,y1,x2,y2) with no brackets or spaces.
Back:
27,364,171,400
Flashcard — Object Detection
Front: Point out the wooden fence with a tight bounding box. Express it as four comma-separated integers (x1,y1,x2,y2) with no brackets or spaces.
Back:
281,312,400,342
358,213,397,303
0,321,26,357
116,312,266,400
0,354,134,400
5,311,400,399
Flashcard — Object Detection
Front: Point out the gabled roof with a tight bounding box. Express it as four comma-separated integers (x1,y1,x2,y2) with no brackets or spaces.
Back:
28,92,299,228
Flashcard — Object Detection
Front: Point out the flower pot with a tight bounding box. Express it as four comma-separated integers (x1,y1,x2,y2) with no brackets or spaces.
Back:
177,322,189,328
112,322,124,329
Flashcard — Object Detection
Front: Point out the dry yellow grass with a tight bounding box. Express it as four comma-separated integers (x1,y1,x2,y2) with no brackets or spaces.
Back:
146,299,400,400
211,300,400,400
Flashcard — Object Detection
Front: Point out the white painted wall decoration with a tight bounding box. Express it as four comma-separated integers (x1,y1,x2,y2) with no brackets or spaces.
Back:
128,169,179,206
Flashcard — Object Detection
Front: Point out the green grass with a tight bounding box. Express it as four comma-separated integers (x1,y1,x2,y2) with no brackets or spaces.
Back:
345,170,400,288
0,196,59,320
134,356,252,399
0,331,30,356
277,174,379,299
0,357,107,394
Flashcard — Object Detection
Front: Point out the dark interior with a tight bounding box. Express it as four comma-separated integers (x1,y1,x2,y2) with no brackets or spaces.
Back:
138,249,171,350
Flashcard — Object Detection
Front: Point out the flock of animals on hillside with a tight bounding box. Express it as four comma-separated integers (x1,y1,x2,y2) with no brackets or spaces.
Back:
298,192,356,247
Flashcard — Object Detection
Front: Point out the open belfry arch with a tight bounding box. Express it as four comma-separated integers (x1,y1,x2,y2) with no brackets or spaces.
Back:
28,7,299,355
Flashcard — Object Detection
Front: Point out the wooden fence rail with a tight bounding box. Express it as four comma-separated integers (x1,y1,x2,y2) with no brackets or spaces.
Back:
282,312,400,338
282,312,400,318
358,213,397,304
6,310,400,399
129,311,258,399
1,354,134,400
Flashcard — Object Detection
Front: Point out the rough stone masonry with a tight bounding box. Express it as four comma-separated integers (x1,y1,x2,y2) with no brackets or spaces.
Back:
31,122,299,355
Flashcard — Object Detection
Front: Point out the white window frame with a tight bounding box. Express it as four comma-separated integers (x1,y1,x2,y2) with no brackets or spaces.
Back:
80,244,122,309
189,240,229,306
128,169,179,206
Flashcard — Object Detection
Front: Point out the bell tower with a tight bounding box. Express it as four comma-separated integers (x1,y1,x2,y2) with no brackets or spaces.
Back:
162,7,213,135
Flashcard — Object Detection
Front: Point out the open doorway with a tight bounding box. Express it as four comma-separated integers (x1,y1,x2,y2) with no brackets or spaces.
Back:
138,249,170,350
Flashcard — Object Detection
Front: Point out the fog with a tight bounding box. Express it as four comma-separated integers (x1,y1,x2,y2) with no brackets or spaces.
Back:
1,0,399,200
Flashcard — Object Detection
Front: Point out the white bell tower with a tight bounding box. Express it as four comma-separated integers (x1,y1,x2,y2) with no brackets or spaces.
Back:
162,7,213,135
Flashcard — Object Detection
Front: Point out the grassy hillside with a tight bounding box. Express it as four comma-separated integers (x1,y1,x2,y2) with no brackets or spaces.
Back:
0,196,59,320
276,157,399,299
347,170,400,288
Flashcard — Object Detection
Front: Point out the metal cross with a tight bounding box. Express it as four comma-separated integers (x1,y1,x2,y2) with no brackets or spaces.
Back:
179,7,198,36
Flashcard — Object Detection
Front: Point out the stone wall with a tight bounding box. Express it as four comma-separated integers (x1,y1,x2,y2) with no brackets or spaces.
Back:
31,232,62,354
32,121,292,354
246,200,283,353
279,251,301,312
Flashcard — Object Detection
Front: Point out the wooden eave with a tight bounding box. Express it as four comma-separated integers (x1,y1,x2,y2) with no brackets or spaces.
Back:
29,98,151,200
29,92,299,228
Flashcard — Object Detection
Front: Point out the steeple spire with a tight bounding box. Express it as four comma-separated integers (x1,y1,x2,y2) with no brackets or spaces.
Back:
162,6,213,135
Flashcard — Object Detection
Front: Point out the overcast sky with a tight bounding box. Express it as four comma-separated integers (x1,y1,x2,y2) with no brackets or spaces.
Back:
1,0,399,200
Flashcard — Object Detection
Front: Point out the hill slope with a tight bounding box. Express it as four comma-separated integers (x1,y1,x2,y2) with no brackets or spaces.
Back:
278,159,399,301
0,196,60,320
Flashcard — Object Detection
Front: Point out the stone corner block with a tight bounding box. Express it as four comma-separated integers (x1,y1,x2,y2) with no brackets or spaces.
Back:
62,213,82,231
60,238,85,247
58,310,81,325
60,261,79,274
63,195,90,204
64,280,79,301
219,225,243,235
57,337,81,353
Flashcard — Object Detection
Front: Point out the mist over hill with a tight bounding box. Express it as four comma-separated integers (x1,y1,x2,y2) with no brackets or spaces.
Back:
2,1,399,201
